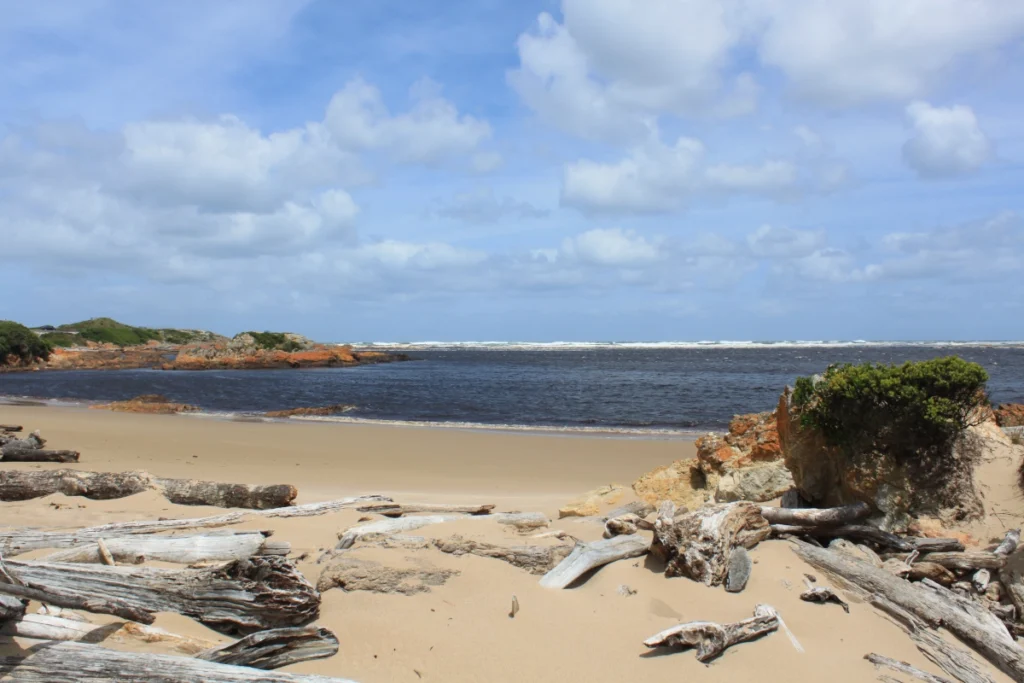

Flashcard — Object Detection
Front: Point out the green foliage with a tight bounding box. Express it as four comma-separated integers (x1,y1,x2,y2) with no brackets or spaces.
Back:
0,321,51,364
793,357,989,478
38,332,81,348
57,317,131,331
75,325,162,346
242,331,303,352
52,318,219,347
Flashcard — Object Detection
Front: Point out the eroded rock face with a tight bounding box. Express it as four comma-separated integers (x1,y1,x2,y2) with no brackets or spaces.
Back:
778,388,986,530
558,484,625,518
633,411,791,509
995,404,1024,428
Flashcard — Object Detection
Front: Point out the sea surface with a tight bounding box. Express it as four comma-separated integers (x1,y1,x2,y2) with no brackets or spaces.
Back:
2,342,1023,436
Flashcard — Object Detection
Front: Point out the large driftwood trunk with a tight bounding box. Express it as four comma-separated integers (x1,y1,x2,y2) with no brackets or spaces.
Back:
654,502,771,585
0,614,217,654
539,534,650,589
791,541,1024,681
0,495,389,556
432,535,573,575
0,640,358,682
355,503,495,517
643,605,779,662
760,502,871,526
336,512,549,549
6,556,319,635
0,449,80,463
0,580,155,624
41,532,289,564
0,594,26,621
0,469,296,509
198,626,340,670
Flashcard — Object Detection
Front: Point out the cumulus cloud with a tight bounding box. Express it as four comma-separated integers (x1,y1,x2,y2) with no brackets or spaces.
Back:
561,228,663,267
902,101,991,178
746,225,824,258
561,135,797,214
436,188,549,225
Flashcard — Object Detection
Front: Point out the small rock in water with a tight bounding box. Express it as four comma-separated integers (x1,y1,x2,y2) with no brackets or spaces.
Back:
617,584,637,597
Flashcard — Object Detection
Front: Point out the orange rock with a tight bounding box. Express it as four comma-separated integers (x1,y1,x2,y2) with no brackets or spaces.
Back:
995,403,1024,428
92,394,198,414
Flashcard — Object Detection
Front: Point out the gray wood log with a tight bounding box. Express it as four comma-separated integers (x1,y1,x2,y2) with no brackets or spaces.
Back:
355,503,494,517
0,425,22,432
792,541,1024,681
0,580,155,624
800,586,849,612
0,448,80,463
915,551,1006,571
0,469,296,509
432,535,573,575
6,556,318,635
198,625,339,670
601,501,655,521
643,606,778,663
772,523,913,551
725,547,752,593
539,534,650,589
909,538,966,553
760,502,871,526
1001,566,1024,620
0,594,26,621
0,615,219,655
656,502,771,585
995,529,1021,556
336,511,549,549
0,640,358,682
0,495,388,556
865,654,954,683
40,532,288,564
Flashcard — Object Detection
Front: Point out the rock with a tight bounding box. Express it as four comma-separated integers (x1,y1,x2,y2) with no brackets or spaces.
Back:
995,403,1024,428
264,404,357,418
827,538,883,568
632,460,713,509
603,514,641,538
92,395,199,414
714,463,794,503
778,388,987,531
558,484,625,518
316,557,458,595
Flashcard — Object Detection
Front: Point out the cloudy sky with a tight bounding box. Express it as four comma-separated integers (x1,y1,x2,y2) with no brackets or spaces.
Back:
2,0,1023,341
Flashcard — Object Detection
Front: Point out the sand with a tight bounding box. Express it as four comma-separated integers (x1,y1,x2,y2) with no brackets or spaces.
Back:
0,405,1016,683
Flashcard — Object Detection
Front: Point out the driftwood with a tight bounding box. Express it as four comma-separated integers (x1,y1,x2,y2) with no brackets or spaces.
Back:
915,551,1006,571
643,605,779,663
908,562,957,587
539,534,650,589
40,532,289,564
760,502,870,526
198,626,340,670
0,425,22,432
0,469,296,509
0,614,219,655
0,432,44,451
0,495,387,556
0,580,155,624
0,449,80,463
800,586,850,612
603,514,640,538
773,524,914,551
0,640,358,682
432,535,573,575
336,511,549,549
995,529,1021,556
0,594,26,621
316,556,457,595
602,501,655,521
725,547,752,593
655,502,771,585
1001,566,1024,620
354,503,494,517
792,541,1024,681
865,654,954,683
911,538,967,553
6,556,318,634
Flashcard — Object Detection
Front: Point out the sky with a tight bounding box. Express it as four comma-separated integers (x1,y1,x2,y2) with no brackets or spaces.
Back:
2,0,1023,342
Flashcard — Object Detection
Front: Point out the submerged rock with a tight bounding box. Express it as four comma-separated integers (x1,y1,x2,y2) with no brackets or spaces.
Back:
92,395,199,414
264,404,357,418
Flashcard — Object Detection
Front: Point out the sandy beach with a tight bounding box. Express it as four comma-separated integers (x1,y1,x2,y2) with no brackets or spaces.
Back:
0,405,1015,683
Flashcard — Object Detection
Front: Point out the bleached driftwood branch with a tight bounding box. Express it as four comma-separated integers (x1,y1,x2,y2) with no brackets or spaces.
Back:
198,625,340,670
432,535,572,575
654,502,770,585
643,604,779,662
760,502,871,526
336,512,549,549
40,531,289,564
355,503,494,517
539,534,650,589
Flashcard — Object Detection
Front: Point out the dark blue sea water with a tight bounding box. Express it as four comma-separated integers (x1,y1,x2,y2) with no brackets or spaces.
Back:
2,343,1022,435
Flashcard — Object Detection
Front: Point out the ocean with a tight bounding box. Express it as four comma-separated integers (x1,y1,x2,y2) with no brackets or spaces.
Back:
2,342,1023,436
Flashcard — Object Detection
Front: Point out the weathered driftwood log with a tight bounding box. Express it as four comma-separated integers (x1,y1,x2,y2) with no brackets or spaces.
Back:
800,586,850,612
602,501,655,521
0,424,22,432
0,469,296,509
41,532,289,564
0,495,388,557
432,535,573,575
336,511,549,549
907,562,957,587
655,502,771,585
355,503,494,517
865,654,954,683
0,640,358,682
0,579,155,624
0,431,44,450
6,556,318,635
772,523,914,551
909,538,967,553
643,605,779,663
0,448,80,463
760,502,871,526
603,514,640,538
792,541,1024,681
0,594,26,621
915,551,1006,571
539,534,650,589
1001,566,1024,620
0,614,218,654
198,626,340,670
725,547,752,593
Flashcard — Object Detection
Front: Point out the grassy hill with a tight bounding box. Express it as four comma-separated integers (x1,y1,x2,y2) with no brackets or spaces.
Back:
41,318,226,347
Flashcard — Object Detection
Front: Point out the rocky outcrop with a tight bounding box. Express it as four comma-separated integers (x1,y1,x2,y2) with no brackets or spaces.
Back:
168,343,405,371
778,388,987,530
558,484,625,518
92,395,199,415
264,404,357,418
632,411,792,509
995,404,1024,428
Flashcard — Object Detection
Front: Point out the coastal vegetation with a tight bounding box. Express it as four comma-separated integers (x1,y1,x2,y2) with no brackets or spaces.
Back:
240,331,305,352
43,317,223,347
0,320,51,363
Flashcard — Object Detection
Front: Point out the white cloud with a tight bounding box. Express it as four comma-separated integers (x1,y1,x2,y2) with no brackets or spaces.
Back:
561,228,662,266
436,188,549,225
561,135,797,213
902,101,991,178
747,225,824,258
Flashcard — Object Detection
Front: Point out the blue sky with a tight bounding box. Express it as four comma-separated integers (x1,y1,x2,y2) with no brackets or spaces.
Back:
2,0,1023,341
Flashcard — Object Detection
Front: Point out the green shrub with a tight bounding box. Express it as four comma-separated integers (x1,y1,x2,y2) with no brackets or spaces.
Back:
242,331,302,352
0,321,51,364
76,325,161,346
39,332,82,347
793,356,989,481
